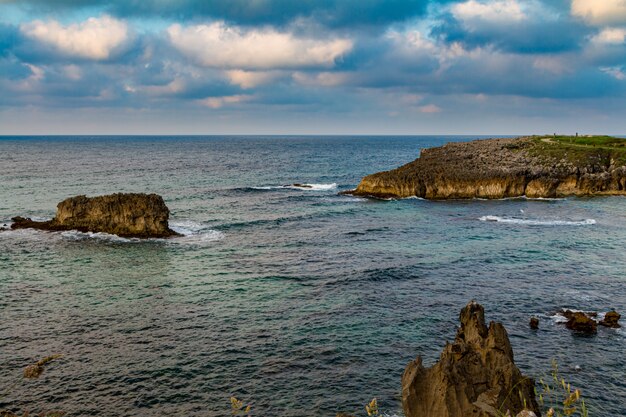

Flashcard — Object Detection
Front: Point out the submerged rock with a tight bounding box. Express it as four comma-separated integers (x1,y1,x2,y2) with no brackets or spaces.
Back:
599,311,621,328
346,136,626,199
11,193,179,238
402,301,539,417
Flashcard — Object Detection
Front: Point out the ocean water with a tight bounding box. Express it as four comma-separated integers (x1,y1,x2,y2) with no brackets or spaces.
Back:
0,135,625,417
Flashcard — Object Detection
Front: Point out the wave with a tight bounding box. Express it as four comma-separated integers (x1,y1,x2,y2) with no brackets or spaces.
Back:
1,220,223,245
167,220,224,245
61,230,139,243
479,215,596,226
251,183,337,191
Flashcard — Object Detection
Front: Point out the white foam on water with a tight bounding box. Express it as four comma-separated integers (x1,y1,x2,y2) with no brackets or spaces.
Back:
29,216,53,222
169,220,206,236
252,183,338,191
169,229,224,245
479,215,596,226
61,230,138,243
168,220,224,245
288,183,337,190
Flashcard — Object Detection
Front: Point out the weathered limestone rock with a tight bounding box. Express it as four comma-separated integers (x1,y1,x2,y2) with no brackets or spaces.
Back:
11,193,178,238
402,301,539,417
599,311,621,328
346,137,626,199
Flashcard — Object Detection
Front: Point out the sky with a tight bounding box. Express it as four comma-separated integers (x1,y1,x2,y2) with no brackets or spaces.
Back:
0,0,626,135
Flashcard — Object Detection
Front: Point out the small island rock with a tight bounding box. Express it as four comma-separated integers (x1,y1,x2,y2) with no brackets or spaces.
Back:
599,311,621,328
564,311,597,334
11,193,178,238
401,301,538,417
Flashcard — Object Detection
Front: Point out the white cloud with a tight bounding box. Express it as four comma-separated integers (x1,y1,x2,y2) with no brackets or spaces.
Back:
417,104,442,113
292,71,350,87
452,0,526,24
21,15,129,60
226,70,279,88
167,22,353,69
572,0,626,25
591,27,626,44
600,66,626,80
197,94,253,108
533,56,570,75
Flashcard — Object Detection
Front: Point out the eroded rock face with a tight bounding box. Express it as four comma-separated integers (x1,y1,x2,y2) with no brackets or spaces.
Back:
347,137,626,199
11,193,178,238
402,301,539,417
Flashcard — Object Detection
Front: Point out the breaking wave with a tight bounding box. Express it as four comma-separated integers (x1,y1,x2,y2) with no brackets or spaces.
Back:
479,215,596,226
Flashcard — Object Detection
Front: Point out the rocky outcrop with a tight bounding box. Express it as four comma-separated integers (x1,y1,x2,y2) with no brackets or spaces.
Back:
11,193,178,238
599,311,621,328
562,311,597,334
346,136,626,199
402,301,539,417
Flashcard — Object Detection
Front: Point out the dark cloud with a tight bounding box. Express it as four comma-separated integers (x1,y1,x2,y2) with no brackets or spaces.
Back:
3,0,435,27
432,11,590,54
0,23,18,57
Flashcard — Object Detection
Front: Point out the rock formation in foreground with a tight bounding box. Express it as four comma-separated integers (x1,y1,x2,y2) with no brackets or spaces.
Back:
347,136,626,199
402,301,539,417
11,193,179,238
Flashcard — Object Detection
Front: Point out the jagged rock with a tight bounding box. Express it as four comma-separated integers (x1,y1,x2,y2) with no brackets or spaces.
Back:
529,317,539,330
564,312,597,334
11,193,178,238
346,136,626,199
599,311,621,328
402,301,539,417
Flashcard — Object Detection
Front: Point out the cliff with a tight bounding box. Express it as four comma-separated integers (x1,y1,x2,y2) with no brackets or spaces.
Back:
402,301,539,417
11,193,179,238
347,135,626,199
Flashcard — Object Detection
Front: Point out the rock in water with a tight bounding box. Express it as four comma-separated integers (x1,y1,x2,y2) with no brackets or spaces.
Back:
529,317,539,330
564,311,597,334
11,193,179,238
599,311,621,328
402,301,539,417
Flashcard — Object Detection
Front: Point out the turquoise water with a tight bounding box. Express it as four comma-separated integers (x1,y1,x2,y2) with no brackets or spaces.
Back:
1,136,625,416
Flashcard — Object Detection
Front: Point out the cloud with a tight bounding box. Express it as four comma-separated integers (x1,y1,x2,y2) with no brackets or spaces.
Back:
433,1,587,54
417,104,442,113
197,94,252,108
1,0,433,28
452,0,526,23
292,71,351,86
572,0,626,26
591,27,626,45
167,22,353,69
226,70,279,88
20,15,130,60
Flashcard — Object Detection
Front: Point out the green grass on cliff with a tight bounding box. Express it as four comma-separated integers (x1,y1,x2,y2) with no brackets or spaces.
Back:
527,135,626,167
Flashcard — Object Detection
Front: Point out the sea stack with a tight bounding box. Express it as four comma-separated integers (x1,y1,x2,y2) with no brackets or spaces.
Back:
402,301,539,417
347,136,626,199
11,193,179,238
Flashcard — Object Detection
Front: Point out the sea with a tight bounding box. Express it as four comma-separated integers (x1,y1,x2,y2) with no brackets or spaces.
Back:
0,135,625,416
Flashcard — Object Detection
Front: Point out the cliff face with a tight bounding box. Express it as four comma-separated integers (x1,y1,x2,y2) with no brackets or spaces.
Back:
349,137,626,199
12,193,178,238
402,301,539,417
